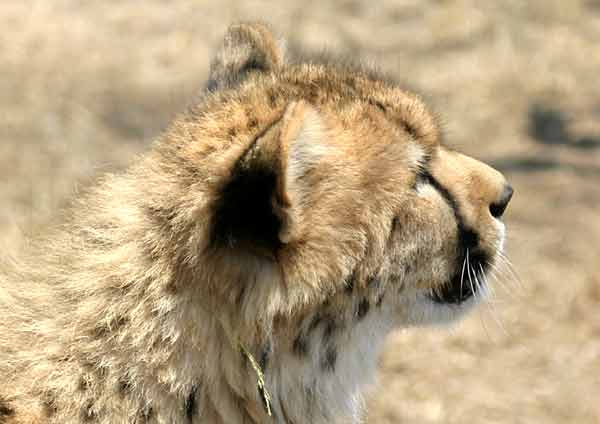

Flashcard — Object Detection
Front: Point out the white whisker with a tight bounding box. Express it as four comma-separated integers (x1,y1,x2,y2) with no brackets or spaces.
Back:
487,261,516,299
480,264,508,336
466,249,476,299
497,251,523,290
476,264,508,337
471,256,493,340
460,253,467,300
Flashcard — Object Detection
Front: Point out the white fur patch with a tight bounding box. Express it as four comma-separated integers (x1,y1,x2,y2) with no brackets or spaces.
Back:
286,107,330,188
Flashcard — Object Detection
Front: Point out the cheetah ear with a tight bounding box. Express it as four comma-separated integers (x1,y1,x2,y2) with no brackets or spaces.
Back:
206,23,285,92
212,101,328,253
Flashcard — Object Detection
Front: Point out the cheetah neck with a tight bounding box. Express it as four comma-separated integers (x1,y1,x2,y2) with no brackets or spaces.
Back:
224,290,396,424
1,277,395,424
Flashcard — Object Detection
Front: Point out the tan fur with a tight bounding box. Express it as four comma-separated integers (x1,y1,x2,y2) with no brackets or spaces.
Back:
0,23,512,423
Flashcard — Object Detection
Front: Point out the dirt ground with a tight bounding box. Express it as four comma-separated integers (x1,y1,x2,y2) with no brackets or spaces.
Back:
2,1,600,422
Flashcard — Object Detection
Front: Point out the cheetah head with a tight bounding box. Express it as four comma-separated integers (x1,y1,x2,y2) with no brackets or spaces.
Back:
166,23,513,329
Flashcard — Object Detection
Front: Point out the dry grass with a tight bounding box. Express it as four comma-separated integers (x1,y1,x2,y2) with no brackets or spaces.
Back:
2,1,600,422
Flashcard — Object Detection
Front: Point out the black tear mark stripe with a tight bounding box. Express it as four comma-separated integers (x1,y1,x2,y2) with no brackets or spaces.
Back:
423,172,479,249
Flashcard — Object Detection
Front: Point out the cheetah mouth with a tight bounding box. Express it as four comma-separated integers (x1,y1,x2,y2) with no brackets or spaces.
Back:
429,249,490,305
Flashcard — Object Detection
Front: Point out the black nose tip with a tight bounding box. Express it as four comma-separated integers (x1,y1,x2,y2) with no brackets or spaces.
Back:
489,184,514,218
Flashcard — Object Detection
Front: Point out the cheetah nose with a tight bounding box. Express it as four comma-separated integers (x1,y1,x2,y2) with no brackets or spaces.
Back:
489,184,514,218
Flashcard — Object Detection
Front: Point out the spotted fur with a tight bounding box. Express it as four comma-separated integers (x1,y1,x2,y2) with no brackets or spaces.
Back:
0,23,512,423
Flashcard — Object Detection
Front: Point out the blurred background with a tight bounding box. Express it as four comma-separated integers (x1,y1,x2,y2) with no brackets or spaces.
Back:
1,1,599,422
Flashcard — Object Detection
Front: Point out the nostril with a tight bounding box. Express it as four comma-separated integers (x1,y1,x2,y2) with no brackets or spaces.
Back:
489,184,514,218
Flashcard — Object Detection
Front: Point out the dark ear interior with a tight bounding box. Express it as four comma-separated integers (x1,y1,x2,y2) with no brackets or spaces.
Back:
211,123,284,254
206,23,284,92
210,101,327,254
211,159,282,253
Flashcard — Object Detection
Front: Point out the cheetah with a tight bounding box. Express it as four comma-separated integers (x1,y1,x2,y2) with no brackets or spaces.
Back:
0,23,513,423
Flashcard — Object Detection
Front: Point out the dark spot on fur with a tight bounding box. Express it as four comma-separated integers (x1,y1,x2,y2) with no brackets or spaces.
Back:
247,117,258,129
185,384,198,421
308,314,323,333
78,375,93,392
235,283,247,307
322,317,338,340
389,216,401,246
57,355,72,363
92,324,109,339
228,127,238,138
41,391,59,417
357,298,370,320
118,374,133,397
293,333,309,356
238,56,268,76
344,275,355,294
321,346,338,372
259,342,271,371
376,293,385,307
0,398,14,418
369,98,386,113
401,121,419,139
205,78,219,92
136,404,153,423
97,364,109,380
267,91,278,107
344,77,357,89
81,400,98,422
